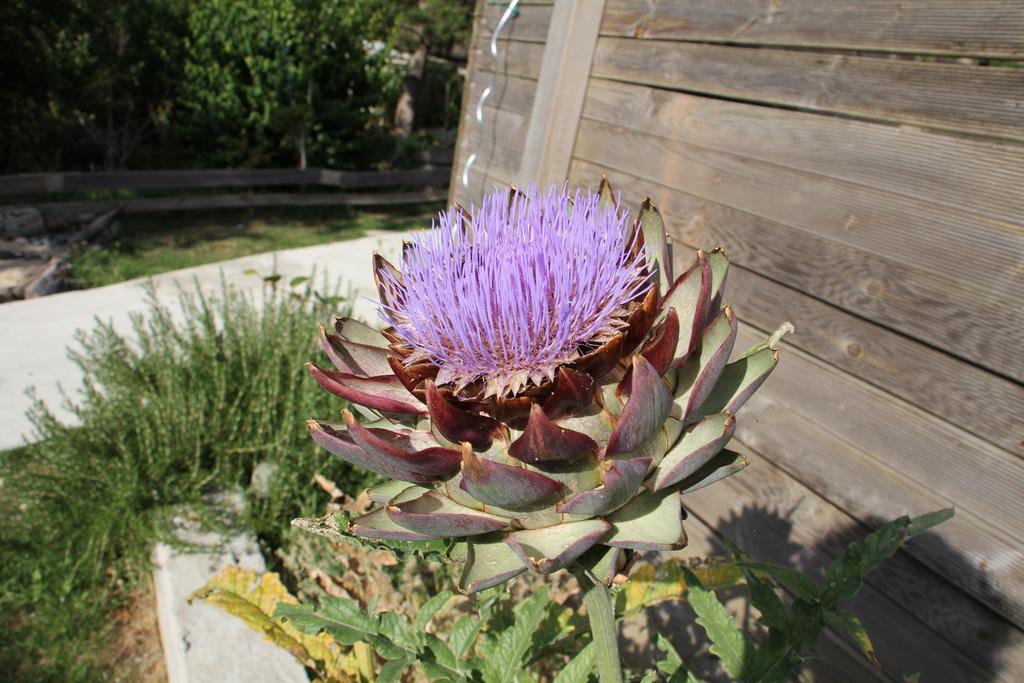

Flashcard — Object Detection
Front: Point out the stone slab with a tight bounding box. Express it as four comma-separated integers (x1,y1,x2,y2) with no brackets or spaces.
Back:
152,507,309,683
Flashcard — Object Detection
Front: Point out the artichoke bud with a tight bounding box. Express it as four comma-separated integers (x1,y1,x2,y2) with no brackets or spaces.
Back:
305,181,790,592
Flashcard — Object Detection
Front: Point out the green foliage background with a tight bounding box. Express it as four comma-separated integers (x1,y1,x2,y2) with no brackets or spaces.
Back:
0,0,473,173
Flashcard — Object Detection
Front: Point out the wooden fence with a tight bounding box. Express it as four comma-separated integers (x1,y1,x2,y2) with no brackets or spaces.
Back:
453,2,1024,682
0,159,451,231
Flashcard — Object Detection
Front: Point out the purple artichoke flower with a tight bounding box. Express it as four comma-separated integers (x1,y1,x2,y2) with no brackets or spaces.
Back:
379,184,652,398
305,180,789,592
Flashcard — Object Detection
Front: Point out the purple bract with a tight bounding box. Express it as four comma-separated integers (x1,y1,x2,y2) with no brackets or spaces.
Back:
378,184,652,397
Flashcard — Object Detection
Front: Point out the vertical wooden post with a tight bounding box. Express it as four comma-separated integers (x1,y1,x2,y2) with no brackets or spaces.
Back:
517,0,606,188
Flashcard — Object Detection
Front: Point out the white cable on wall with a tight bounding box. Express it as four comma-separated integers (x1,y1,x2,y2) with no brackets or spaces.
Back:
461,0,520,189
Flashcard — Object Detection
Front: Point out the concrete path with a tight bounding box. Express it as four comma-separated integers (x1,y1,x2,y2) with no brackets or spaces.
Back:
0,231,408,451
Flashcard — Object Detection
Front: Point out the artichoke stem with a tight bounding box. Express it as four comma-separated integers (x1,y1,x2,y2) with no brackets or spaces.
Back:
575,567,623,683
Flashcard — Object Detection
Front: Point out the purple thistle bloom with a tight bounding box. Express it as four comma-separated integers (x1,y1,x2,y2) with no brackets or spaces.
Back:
378,184,652,398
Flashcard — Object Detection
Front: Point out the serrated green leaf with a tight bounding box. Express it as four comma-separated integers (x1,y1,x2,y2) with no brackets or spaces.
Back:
908,508,954,535
378,657,413,683
449,616,482,660
480,586,550,683
654,635,683,675
289,275,309,287
825,610,878,668
373,638,407,661
553,642,595,683
739,567,789,632
377,611,418,653
822,508,953,606
853,517,910,571
421,658,459,681
274,597,378,645
681,568,751,680
735,561,819,602
788,600,825,647
416,590,454,633
425,632,458,670
745,631,795,683
652,635,704,683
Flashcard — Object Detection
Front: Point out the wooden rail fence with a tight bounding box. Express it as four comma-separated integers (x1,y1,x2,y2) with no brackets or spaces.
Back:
0,157,452,300
0,161,451,232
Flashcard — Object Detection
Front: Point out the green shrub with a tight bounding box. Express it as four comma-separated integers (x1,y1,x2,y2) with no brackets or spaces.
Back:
0,279,371,681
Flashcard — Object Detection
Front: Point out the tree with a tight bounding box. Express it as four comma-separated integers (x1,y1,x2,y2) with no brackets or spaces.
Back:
0,0,69,171
0,0,473,172
0,0,186,171
372,0,474,139
180,0,395,169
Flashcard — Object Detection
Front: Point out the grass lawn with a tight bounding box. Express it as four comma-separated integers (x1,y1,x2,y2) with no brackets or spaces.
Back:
70,202,444,289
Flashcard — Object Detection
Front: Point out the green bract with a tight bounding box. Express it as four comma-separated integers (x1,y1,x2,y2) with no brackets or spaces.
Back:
306,181,790,593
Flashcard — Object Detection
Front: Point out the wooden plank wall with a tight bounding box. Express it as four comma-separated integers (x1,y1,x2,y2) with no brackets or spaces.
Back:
450,1,552,205
453,2,1024,682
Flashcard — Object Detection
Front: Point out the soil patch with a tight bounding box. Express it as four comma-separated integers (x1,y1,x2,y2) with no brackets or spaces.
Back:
105,578,167,683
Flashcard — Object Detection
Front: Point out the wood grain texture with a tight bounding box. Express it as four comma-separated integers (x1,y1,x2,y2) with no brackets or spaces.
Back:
684,442,1024,682
453,0,534,206
319,168,450,189
518,0,606,186
733,323,1024,628
591,36,1024,141
0,168,316,195
573,118,1024,296
34,190,447,217
736,387,1024,630
738,319,1024,541
601,0,1024,58
454,104,528,188
451,164,506,210
570,126,1024,382
728,268,1024,458
480,1,552,43
571,160,1024,454
574,160,1024,636
449,0,488,205
583,78,1024,227
0,167,449,196
472,32,545,80
0,174,64,196
465,72,537,117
